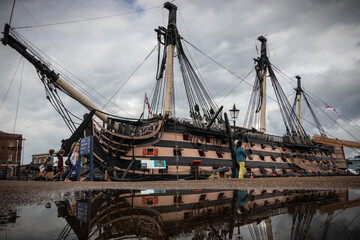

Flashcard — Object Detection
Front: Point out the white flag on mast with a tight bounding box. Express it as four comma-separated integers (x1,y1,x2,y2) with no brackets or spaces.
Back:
325,105,340,115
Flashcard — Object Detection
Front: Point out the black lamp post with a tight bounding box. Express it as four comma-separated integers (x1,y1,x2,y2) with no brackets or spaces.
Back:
229,104,240,134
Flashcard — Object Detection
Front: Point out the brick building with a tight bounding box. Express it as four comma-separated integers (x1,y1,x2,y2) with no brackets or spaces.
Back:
32,151,58,165
0,131,23,178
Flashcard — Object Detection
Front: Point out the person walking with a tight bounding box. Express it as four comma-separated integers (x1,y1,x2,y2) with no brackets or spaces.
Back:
53,149,65,181
44,149,55,172
235,140,247,178
57,149,65,172
65,143,85,181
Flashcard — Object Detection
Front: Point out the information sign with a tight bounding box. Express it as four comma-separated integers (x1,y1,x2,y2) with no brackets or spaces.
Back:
80,136,93,156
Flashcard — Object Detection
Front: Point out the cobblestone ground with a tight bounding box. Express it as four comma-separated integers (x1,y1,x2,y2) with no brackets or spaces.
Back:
1,176,360,206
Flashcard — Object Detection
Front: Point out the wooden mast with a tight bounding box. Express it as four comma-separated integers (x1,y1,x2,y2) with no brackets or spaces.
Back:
296,75,302,135
258,36,268,133
163,2,177,116
55,78,108,122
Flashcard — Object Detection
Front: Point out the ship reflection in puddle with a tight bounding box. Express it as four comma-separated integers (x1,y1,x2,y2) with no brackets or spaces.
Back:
1,189,360,239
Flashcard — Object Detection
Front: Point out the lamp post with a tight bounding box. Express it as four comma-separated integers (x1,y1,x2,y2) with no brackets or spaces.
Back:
229,104,240,134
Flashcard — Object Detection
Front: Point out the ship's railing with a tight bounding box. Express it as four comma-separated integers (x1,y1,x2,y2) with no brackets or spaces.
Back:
243,132,284,143
242,131,316,147
94,118,164,140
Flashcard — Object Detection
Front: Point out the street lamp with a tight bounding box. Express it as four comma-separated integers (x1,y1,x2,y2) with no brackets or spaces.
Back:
229,104,240,133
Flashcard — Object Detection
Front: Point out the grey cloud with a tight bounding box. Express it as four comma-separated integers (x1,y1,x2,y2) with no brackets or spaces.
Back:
0,0,360,163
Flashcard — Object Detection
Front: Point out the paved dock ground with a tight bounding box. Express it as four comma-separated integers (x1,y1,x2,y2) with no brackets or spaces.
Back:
1,176,360,206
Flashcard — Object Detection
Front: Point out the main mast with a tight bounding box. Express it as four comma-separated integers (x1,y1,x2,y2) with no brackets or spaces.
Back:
258,36,268,133
163,2,177,116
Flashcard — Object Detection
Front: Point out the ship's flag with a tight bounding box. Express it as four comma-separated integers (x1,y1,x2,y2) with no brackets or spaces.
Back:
145,93,152,115
255,44,259,55
325,105,340,115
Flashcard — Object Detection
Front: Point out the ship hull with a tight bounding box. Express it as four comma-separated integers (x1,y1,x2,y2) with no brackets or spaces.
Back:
82,116,346,181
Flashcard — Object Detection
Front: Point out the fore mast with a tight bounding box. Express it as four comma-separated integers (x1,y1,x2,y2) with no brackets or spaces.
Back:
163,2,177,117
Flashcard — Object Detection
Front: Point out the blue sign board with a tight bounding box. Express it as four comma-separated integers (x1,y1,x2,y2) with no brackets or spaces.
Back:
79,136,94,181
80,136,93,156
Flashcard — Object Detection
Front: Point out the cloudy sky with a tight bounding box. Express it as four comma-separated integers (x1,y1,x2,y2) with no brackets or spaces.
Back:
0,0,360,164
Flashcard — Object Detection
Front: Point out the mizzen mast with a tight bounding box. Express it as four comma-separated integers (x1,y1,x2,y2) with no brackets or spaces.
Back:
295,75,302,135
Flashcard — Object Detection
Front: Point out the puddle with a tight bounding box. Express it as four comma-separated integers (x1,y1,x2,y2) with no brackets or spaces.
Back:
1,189,360,239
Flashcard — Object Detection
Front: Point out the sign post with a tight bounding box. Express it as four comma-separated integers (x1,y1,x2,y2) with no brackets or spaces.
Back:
79,136,94,181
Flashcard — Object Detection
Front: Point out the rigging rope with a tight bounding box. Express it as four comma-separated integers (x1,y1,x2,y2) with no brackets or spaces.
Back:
305,92,360,143
13,1,137,118
39,73,77,132
182,38,254,89
272,63,360,134
12,22,116,115
13,57,24,133
274,59,360,143
0,57,23,113
9,0,16,26
102,44,158,110
218,67,255,106
181,37,345,139
13,4,162,29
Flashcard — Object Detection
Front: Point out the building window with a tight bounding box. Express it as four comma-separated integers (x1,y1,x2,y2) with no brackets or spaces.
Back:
9,141,13,147
8,154,12,161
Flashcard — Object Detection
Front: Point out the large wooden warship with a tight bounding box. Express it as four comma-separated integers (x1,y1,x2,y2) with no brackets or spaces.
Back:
2,2,357,181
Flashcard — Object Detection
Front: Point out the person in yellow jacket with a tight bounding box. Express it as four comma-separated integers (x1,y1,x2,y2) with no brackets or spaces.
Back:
235,140,247,178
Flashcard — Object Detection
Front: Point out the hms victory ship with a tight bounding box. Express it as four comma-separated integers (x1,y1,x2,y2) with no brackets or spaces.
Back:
2,2,358,181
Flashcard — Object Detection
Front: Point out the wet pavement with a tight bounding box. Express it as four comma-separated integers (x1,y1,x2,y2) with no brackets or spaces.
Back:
0,179,360,239
1,176,360,206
